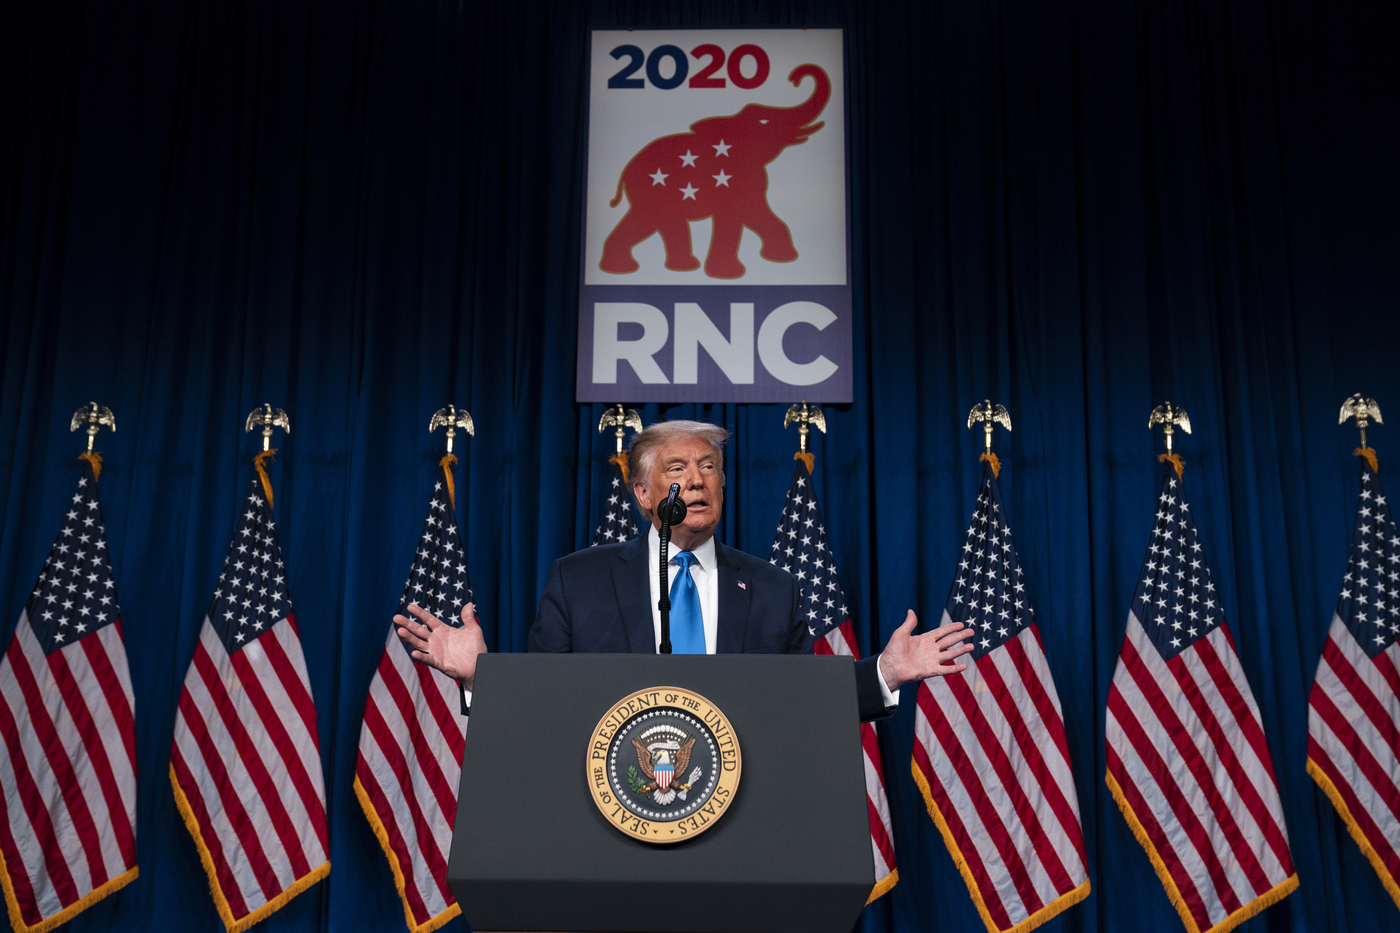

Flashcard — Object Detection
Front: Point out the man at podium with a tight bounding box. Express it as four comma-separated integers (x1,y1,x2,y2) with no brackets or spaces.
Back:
395,420,973,721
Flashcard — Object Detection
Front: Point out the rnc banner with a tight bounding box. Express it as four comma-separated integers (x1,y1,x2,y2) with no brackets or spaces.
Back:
577,28,852,404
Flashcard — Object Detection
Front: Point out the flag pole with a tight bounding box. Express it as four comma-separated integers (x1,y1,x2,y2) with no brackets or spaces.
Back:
429,404,475,508
590,405,642,545
966,400,1011,477
783,401,826,474
598,404,642,483
1148,401,1191,479
245,403,291,506
70,401,115,478
1339,393,1383,473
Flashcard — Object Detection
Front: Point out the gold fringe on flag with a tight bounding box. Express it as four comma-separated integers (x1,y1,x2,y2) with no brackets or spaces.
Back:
866,868,899,906
170,765,328,933
1354,446,1380,474
0,846,135,933
439,454,457,509
352,776,462,933
1307,757,1400,909
979,452,1001,479
609,452,631,486
1105,771,1296,933
914,762,1089,933
78,451,104,481
1158,453,1185,480
1105,771,1195,932
794,451,815,475
252,450,277,507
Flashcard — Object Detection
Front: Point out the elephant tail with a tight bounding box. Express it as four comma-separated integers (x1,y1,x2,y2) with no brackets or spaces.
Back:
609,175,625,208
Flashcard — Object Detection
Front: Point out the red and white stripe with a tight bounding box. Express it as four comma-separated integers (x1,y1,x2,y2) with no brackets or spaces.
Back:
1306,613,1400,907
911,613,1089,933
170,613,328,933
816,620,897,899
355,627,467,933
0,611,137,932
1106,612,1297,933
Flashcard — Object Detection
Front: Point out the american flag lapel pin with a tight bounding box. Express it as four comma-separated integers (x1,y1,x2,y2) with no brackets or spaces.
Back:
737,581,746,589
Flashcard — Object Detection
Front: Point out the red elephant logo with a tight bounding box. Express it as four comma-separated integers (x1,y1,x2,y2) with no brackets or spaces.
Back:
599,64,831,280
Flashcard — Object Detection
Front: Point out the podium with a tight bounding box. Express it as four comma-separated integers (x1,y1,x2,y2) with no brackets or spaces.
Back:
447,653,875,933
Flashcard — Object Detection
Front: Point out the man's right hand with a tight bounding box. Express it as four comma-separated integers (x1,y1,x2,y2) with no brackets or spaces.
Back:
394,602,487,689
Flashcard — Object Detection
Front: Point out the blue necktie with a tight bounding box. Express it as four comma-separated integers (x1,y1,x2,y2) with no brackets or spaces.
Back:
668,551,705,654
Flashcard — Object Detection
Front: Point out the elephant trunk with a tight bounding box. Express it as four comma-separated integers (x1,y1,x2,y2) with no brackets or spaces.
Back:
783,64,831,135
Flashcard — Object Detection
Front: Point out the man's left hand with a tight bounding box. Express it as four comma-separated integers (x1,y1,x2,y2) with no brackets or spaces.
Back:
878,610,975,691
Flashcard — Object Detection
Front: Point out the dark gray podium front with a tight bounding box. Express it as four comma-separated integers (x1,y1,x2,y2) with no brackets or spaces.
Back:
447,653,874,933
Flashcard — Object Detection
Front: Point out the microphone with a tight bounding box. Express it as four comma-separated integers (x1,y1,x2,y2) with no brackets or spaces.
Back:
657,483,684,654
657,484,687,525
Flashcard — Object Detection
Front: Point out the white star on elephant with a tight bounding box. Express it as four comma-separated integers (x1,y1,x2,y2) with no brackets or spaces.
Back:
679,150,698,167
712,139,731,156
712,171,731,187
649,169,668,185
680,184,698,200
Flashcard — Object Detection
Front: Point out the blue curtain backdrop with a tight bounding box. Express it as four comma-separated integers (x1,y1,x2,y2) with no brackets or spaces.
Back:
1,0,1397,930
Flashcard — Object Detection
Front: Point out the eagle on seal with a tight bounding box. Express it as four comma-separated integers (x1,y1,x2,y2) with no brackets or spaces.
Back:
632,734,697,804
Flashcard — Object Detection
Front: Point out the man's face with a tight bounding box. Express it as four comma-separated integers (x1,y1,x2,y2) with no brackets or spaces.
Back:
634,437,724,547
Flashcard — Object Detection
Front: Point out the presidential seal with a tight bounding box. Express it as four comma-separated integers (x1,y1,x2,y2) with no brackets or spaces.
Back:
586,686,741,844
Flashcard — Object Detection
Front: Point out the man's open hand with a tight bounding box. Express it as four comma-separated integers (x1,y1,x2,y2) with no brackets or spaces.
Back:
394,602,487,689
878,611,974,691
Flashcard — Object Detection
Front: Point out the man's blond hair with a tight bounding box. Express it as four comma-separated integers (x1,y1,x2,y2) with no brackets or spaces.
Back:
628,420,731,490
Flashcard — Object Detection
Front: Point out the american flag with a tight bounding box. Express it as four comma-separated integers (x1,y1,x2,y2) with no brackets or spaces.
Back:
0,459,137,931
355,475,470,933
170,478,329,933
768,462,897,902
1106,467,1297,932
591,458,638,546
1306,460,1400,910
910,462,1089,933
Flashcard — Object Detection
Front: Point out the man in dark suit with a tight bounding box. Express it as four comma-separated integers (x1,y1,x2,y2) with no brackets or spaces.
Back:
395,420,972,721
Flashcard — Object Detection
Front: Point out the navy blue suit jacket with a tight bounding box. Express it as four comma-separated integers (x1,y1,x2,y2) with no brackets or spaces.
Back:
527,534,894,722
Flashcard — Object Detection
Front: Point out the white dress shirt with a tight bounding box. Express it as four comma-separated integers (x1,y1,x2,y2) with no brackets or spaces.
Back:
464,531,900,712
643,527,898,707
647,525,719,653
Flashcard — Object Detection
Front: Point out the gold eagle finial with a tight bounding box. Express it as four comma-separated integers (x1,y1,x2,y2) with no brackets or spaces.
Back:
783,402,827,454
429,404,475,455
967,400,1011,454
244,403,291,452
598,404,642,455
1339,393,1383,450
70,402,115,453
1148,402,1191,456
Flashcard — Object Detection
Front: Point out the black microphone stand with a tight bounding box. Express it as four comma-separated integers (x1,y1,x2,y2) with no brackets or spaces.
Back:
656,483,685,654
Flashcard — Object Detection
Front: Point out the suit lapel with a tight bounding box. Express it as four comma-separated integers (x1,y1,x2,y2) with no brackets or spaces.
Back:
715,542,752,655
614,535,656,653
